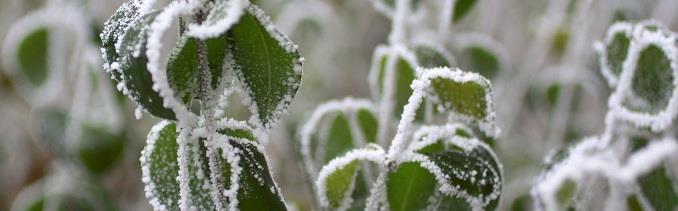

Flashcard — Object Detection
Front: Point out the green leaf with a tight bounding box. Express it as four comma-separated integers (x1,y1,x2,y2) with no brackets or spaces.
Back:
101,0,143,83
387,162,437,211
423,145,502,209
323,114,355,164
461,46,499,79
626,194,644,211
624,44,675,114
357,108,378,144
226,6,302,129
509,194,532,211
167,37,200,105
180,137,217,210
430,75,490,120
556,179,576,209
414,45,451,68
324,160,360,209
606,32,630,76
206,35,229,89
76,124,126,176
115,11,176,120
394,58,418,118
437,195,472,211
17,27,48,86
141,121,180,210
230,140,287,210
452,0,477,23
638,166,678,210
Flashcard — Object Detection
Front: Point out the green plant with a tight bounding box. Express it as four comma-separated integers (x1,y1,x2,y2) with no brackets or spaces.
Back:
531,20,678,211
300,67,503,211
100,0,302,210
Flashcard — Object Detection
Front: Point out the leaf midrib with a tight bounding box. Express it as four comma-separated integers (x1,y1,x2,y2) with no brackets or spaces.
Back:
397,168,421,211
252,15,273,100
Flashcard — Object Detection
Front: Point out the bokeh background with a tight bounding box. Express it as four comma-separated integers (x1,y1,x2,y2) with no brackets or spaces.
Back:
1,0,678,210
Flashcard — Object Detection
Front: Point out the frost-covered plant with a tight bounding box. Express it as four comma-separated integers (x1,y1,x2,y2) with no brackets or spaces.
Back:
296,0,505,210
99,0,303,210
531,21,678,210
2,1,126,209
300,66,503,211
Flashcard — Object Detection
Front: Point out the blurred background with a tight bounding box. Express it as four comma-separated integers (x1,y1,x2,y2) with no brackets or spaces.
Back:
1,0,678,210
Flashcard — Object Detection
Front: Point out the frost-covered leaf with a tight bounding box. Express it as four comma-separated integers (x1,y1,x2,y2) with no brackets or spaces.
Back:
460,46,500,79
610,28,678,131
387,162,437,211
323,114,355,163
414,44,452,68
414,67,497,136
555,179,577,209
178,134,217,210
300,98,379,180
141,121,180,210
114,10,176,120
167,37,200,105
356,108,379,144
631,137,678,210
637,166,678,210
226,5,303,129
101,0,145,82
230,140,287,210
16,27,48,86
452,0,477,23
595,22,631,86
316,145,385,210
76,124,126,176
368,46,424,120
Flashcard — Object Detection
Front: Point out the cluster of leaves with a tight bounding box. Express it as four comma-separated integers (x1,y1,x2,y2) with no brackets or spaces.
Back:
300,67,503,211
100,0,303,210
2,1,127,210
295,0,509,210
531,20,678,210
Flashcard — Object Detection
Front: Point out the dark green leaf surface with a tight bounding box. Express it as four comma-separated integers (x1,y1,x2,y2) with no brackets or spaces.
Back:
323,114,355,164
421,144,502,209
606,32,630,77
625,44,674,114
387,162,437,211
230,140,287,210
142,122,180,210
357,109,378,143
430,77,489,120
227,7,302,129
116,11,176,120
17,27,48,86
415,45,451,68
462,47,499,79
167,37,200,104
453,0,477,22
638,166,678,210
76,124,126,176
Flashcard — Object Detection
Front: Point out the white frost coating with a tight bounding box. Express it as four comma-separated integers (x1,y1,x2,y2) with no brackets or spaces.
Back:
145,1,200,126
299,97,377,180
593,21,633,87
230,4,304,131
208,134,244,211
367,0,395,18
532,137,678,211
135,105,144,120
316,145,386,209
407,123,474,153
608,26,678,132
185,0,249,39
366,44,419,146
140,120,173,211
411,37,458,67
1,1,90,106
